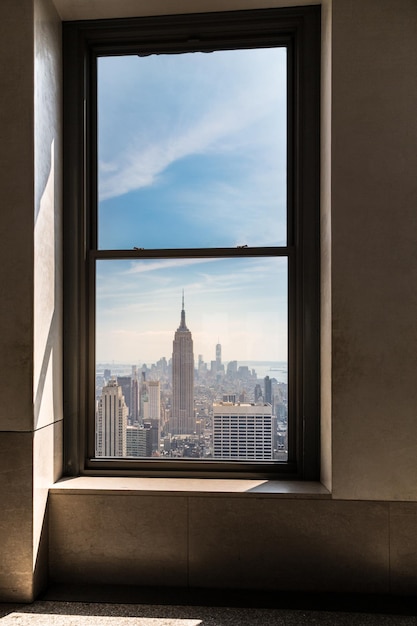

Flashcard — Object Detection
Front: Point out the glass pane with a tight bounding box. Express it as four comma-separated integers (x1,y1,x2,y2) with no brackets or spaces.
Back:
95,257,288,461
98,48,287,249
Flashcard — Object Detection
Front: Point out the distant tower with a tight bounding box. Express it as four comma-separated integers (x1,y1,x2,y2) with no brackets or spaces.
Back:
264,375,272,404
216,341,221,370
171,292,194,435
96,378,128,457
131,365,139,423
147,380,161,420
117,375,132,421
144,380,161,453
226,360,237,377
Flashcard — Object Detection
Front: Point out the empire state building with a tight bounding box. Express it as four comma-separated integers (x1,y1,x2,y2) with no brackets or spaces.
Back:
171,293,195,435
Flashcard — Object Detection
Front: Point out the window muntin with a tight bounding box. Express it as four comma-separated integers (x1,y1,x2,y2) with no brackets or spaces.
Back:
63,7,320,479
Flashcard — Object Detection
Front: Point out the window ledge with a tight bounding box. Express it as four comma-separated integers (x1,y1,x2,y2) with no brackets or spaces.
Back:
50,477,331,498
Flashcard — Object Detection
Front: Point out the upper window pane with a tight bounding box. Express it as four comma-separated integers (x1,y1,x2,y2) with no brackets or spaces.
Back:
98,48,287,249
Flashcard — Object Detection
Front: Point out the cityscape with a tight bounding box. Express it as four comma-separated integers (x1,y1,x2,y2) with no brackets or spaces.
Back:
95,295,288,462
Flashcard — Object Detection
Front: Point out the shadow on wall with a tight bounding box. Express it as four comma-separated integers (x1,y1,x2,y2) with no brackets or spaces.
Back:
34,139,62,431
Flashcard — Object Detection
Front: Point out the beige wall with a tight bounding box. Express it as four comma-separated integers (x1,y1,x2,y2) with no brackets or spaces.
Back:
0,0,63,602
331,0,417,501
1,0,417,602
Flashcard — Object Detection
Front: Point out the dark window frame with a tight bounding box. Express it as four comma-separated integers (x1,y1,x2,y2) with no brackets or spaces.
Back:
63,6,320,480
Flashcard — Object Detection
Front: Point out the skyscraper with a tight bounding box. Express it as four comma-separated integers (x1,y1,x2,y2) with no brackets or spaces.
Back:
216,341,221,370
117,375,132,421
171,293,194,435
96,378,128,457
131,365,139,423
143,380,161,453
264,375,272,404
213,402,273,460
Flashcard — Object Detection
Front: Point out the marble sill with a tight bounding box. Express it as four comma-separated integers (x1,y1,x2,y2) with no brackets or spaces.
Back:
50,477,331,499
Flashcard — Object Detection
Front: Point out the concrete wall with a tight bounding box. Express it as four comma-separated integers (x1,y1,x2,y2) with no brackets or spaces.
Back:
330,0,417,501
0,0,62,602
1,0,417,601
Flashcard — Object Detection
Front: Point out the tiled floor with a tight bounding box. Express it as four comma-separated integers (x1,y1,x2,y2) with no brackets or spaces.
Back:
1,588,417,625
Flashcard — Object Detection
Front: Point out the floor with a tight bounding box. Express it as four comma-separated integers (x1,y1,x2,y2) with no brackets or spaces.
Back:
1,587,417,625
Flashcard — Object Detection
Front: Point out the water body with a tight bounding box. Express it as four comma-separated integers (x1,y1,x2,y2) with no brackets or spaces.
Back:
230,361,288,384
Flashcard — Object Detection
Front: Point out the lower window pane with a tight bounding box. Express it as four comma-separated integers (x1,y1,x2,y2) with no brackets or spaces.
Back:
95,257,288,462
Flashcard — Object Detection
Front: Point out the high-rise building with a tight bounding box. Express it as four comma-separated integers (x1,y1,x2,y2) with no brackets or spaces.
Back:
96,378,128,457
254,383,263,402
131,366,139,423
143,380,161,453
216,341,221,368
171,293,194,435
117,375,132,419
143,420,159,455
139,370,148,421
147,380,160,420
126,424,152,457
264,375,272,404
212,402,273,460
226,360,237,377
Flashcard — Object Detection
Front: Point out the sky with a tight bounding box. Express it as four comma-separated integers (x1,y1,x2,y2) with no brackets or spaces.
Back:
96,47,288,364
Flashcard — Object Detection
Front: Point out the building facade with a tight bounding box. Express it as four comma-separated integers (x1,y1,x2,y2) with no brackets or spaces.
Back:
213,402,273,460
96,378,128,457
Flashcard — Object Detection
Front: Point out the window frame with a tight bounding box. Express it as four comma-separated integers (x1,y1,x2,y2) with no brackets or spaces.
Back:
63,6,321,480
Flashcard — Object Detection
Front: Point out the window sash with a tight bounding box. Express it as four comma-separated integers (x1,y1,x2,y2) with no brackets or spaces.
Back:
63,6,320,479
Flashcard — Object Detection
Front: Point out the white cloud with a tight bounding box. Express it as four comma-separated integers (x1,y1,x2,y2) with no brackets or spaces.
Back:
124,257,221,274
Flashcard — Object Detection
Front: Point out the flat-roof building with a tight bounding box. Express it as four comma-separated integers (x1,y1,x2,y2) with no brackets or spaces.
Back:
213,402,273,461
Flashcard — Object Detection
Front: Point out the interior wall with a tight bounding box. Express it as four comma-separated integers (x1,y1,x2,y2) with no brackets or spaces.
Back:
0,0,63,602
0,0,36,603
33,0,63,598
330,0,417,500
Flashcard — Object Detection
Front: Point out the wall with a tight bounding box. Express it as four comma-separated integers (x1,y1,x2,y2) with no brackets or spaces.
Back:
0,0,63,602
331,0,417,501
0,0,417,602
33,0,63,599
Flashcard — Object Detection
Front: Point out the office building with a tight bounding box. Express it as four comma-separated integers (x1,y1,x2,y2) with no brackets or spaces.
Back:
96,378,128,457
130,365,139,423
226,360,238,377
213,402,273,460
264,375,272,404
117,375,132,421
143,380,161,453
171,294,195,434
126,424,152,457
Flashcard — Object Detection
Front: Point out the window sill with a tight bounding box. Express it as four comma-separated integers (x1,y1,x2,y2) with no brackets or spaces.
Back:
51,477,331,498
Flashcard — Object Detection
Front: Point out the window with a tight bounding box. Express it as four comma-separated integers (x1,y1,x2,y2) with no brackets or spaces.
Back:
63,6,320,479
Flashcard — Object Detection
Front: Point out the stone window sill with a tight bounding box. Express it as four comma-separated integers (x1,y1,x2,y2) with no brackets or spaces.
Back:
51,477,331,498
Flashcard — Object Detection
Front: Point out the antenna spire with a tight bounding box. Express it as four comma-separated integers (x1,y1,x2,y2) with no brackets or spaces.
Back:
178,290,188,330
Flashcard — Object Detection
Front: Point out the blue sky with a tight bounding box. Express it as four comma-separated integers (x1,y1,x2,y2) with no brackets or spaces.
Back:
96,48,288,363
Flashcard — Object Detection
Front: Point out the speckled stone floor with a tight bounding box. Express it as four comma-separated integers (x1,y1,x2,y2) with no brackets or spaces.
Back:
1,601,417,625
1,588,417,625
